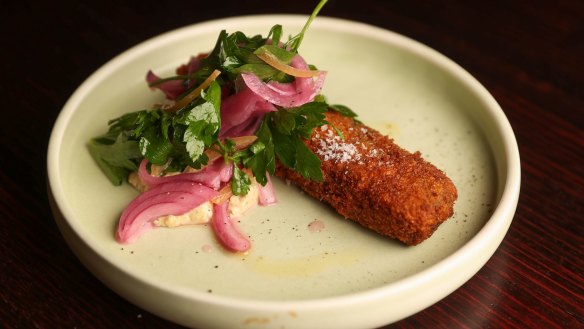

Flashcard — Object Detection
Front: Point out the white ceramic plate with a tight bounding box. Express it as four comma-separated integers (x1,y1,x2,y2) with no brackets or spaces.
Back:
47,15,520,329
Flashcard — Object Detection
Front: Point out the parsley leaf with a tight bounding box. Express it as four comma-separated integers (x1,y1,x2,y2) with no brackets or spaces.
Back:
293,136,323,181
271,125,296,169
87,132,141,185
254,45,296,63
175,80,222,164
232,63,282,80
288,102,328,138
90,81,223,180
243,119,275,185
329,103,359,119
231,166,251,196
266,24,283,46
139,124,173,165
244,101,328,184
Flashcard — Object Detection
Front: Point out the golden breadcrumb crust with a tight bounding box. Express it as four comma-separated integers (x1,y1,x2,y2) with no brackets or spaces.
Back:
275,111,457,245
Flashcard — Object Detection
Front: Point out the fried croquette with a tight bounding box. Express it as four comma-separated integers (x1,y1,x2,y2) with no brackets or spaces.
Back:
275,111,457,245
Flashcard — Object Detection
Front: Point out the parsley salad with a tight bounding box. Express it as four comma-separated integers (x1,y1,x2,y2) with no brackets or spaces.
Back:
88,0,355,252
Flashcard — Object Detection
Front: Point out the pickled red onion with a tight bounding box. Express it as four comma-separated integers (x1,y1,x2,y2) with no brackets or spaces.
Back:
219,86,276,138
211,201,251,252
146,56,201,101
146,71,185,100
258,173,277,205
138,158,232,190
117,181,217,243
256,51,323,78
241,55,326,108
221,115,264,139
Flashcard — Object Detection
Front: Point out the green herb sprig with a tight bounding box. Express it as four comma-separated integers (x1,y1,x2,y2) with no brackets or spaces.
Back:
88,0,357,196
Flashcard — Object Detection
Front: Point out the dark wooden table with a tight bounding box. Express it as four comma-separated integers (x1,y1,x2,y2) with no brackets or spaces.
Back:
2,1,582,328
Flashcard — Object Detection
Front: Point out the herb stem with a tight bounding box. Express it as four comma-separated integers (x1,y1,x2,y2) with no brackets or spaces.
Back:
166,69,221,113
148,74,193,87
289,0,328,52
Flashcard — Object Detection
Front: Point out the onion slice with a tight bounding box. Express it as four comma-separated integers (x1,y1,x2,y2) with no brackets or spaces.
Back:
211,185,233,205
146,71,185,100
211,201,251,252
146,56,203,101
117,180,217,243
241,55,326,108
256,52,322,78
219,85,276,138
138,158,232,190
258,173,277,206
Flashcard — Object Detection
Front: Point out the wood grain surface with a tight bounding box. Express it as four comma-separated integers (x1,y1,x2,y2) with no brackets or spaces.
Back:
1,0,582,328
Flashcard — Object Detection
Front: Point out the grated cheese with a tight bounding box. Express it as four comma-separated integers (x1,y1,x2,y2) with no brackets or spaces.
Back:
314,128,362,163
